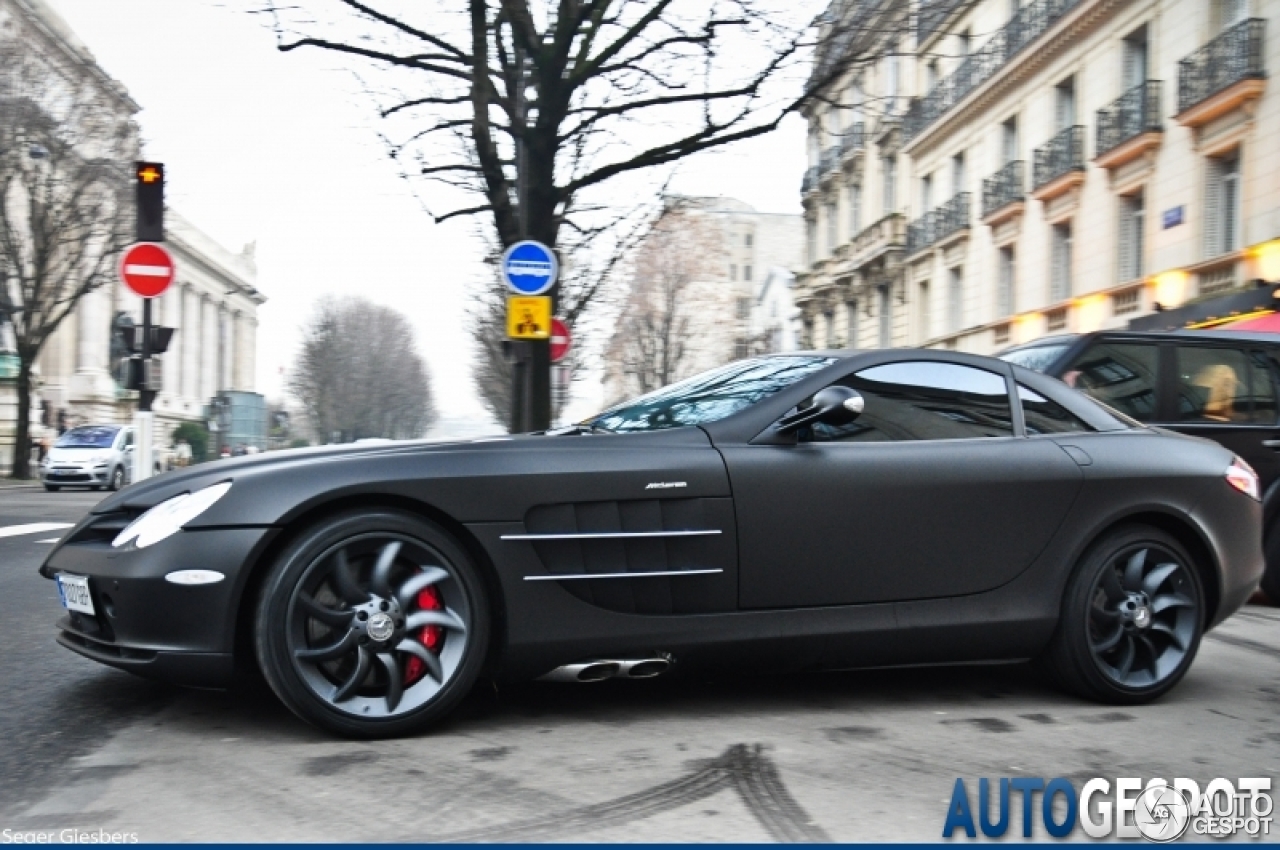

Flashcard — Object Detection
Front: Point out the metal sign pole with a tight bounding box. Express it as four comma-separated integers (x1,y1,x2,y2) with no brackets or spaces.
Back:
133,297,153,483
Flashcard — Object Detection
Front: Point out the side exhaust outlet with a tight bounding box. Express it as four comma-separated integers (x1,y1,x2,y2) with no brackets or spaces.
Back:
540,655,671,683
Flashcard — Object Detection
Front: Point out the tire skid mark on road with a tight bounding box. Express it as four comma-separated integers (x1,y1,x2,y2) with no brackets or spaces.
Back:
1206,630,1280,659
430,743,831,843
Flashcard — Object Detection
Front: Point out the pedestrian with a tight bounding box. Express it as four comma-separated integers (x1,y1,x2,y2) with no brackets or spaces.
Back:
175,439,192,468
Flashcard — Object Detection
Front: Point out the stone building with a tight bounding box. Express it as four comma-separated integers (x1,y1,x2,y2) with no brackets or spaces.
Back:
797,0,1280,353
0,0,264,467
602,196,803,404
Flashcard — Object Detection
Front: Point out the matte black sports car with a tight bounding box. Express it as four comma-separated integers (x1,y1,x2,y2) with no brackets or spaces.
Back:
42,350,1263,737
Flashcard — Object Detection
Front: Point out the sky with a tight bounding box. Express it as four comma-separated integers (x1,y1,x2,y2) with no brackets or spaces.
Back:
46,0,810,433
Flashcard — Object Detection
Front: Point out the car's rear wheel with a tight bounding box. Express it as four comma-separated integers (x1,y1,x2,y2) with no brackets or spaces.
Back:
1042,525,1203,704
255,510,489,738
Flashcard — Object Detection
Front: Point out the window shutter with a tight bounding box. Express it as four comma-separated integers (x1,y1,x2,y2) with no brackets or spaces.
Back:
1134,196,1145,278
1118,199,1135,283
1204,158,1223,259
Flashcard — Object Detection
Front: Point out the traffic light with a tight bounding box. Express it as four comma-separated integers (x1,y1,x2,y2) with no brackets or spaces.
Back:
122,325,175,355
135,161,164,242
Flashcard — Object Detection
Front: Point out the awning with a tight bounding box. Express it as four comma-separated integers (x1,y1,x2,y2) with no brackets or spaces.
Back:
1212,310,1280,332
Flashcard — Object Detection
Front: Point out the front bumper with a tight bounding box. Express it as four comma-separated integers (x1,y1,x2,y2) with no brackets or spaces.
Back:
41,524,276,687
43,463,113,485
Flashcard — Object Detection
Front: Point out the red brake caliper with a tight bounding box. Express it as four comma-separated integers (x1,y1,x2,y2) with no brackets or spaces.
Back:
404,585,443,685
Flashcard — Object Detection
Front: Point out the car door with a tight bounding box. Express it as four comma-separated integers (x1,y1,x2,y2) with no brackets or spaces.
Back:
1167,342,1280,491
720,359,1083,609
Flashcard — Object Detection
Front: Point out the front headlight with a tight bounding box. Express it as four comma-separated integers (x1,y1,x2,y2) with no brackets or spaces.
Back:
112,481,233,549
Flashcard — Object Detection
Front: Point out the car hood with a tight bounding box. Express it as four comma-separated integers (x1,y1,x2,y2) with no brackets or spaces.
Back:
48,447,111,463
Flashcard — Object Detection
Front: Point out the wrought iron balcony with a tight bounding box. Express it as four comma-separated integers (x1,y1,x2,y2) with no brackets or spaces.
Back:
840,123,866,158
821,144,842,175
1096,81,1162,157
1032,126,1085,190
811,0,893,87
904,0,1080,143
981,161,1024,219
1178,18,1266,113
802,165,820,195
906,192,971,255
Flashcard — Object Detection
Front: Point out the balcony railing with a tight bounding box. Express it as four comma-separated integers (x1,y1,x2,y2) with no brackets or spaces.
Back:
840,123,866,158
821,144,842,175
802,165,819,195
982,161,1024,218
917,0,965,46
1178,18,1266,113
811,0,894,87
1096,81,1162,156
904,0,1080,143
906,192,971,255
1032,126,1085,190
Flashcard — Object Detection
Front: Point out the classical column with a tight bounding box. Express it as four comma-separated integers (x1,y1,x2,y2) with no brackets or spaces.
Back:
66,285,117,422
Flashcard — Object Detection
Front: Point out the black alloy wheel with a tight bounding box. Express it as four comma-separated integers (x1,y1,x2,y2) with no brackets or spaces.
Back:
255,510,490,737
1042,525,1204,704
108,466,124,491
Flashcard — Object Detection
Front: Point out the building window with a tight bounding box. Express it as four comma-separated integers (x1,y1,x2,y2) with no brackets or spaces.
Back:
948,266,964,332
744,233,754,247
1204,150,1241,258
730,264,738,281
1123,25,1149,90
883,156,897,213
1001,116,1019,165
1218,0,1248,30
997,246,1016,317
846,300,859,348
1112,287,1142,315
885,45,899,111
1046,307,1068,331
1055,76,1076,131
917,280,931,342
921,173,933,213
744,265,753,282
736,297,751,320
877,285,891,348
848,183,862,234
1118,190,1145,283
994,324,1010,345
825,202,838,254
824,309,837,348
1051,222,1073,301
952,151,966,196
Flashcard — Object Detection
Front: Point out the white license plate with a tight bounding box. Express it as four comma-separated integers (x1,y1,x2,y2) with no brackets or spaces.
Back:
57,573,95,615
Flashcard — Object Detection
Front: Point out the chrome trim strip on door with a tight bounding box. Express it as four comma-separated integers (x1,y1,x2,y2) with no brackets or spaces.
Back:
523,568,724,582
501,530,722,541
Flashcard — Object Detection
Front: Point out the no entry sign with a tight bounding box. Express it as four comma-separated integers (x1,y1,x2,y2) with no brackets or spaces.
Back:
550,318,571,362
119,242,175,298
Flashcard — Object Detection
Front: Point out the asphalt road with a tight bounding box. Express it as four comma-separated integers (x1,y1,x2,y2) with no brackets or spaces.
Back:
1,485,1278,842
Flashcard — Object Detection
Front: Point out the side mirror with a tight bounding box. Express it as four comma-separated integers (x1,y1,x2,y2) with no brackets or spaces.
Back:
776,386,865,435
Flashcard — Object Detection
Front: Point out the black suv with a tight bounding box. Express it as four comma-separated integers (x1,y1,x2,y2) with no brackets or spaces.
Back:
1000,329,1280,601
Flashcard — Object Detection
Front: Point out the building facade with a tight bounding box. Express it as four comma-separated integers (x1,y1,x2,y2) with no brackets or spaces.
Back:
0,0,264,467
603,196,803,404
797,0,1280,354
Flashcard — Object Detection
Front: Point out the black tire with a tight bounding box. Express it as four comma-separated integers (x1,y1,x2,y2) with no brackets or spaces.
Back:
1041,525,1204,704
43,484,60,492
107,466,124,491
254,509,490,738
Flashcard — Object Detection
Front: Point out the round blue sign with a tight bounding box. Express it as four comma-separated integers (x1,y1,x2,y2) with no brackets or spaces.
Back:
502,240,558,295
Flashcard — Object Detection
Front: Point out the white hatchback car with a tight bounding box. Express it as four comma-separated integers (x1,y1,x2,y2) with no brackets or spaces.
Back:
42,425,134,492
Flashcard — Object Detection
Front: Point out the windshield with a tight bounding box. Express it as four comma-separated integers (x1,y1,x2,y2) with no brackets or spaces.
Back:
55,426,120,449
586,355,836,433
999,342,1073,373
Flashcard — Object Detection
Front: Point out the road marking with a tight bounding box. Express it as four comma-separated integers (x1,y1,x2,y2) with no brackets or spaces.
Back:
0,522,73,539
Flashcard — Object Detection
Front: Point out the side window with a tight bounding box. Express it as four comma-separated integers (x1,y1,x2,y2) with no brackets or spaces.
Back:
1176,346,1255,423
1019,384,1094,435
1248,351,1278,424
807,361,1014,442
122,430,134,448
1063,342,1158,421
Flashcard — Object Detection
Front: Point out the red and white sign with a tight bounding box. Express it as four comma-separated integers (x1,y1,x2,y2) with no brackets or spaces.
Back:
119,242,175,298
550,318,571,363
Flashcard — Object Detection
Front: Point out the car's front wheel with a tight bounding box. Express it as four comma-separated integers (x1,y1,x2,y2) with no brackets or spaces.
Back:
1041,525,1204,704
255,510,490,738
107,466,124,491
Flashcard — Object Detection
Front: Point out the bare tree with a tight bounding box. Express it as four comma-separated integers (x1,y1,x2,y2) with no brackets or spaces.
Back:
604,202,730,403
288,296,437,442
0,36,135,478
